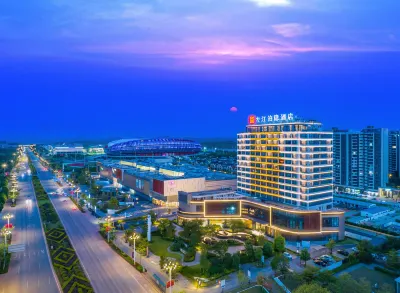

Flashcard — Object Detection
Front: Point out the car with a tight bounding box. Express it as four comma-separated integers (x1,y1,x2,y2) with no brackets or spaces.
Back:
351,247,359,252
283,252,292,260
72,206,77,211
63,199,68,202
337,249,349,256
313,259,326,267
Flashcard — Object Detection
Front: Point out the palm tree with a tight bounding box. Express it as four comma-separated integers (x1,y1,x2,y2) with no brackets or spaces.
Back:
326,239,336,255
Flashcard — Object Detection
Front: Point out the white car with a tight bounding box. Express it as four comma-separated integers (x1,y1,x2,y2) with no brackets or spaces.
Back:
283,252,293,260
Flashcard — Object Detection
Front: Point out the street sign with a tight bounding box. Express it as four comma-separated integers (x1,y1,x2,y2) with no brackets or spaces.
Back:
8,244,25,253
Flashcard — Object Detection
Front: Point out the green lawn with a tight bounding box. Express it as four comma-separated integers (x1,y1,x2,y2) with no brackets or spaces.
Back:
348,266,396,291
228,285,269,293
148,236,182,261
180,264,202,280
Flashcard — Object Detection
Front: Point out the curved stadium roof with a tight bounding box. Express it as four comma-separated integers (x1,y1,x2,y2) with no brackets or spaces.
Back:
106,138,202,157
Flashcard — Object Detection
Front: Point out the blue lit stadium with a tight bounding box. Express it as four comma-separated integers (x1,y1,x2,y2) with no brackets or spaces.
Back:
106,138,202,157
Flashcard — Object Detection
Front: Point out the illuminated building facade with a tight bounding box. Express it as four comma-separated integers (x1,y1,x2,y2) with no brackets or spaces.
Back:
237,114,333,211
178,114,345,241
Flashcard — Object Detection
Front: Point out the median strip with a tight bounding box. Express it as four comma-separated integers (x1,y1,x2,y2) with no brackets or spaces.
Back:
29,159,94,293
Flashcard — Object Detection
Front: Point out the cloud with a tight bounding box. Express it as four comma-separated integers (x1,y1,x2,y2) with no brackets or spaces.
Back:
272,23,310,38
247,0,291,7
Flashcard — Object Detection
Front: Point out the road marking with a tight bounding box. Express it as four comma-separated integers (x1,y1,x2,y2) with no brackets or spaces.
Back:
26,281,29,288
41,249,44,254
18,265,20,274
38,279,40,287
48,276,51,284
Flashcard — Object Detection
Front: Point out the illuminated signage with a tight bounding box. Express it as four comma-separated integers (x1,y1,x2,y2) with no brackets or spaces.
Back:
248,113,294,125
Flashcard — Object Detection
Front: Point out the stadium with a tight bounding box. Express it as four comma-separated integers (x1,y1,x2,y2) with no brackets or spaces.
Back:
106,138,202,157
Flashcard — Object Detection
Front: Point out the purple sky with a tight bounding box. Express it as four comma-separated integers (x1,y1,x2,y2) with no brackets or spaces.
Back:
1,0,400,142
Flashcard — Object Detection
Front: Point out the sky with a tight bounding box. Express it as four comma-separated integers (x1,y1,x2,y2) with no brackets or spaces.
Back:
1,0,400,143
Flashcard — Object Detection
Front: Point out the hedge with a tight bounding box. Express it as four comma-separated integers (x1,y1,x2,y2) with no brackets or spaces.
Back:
374,266,398,277
29,159,94,293
99,231,145,273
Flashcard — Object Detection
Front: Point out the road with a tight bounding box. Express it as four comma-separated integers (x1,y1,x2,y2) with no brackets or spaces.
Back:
0,159,59,293
29,151,160,293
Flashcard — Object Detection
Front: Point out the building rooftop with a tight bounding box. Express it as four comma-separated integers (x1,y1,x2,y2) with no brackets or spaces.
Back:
99,159,236,181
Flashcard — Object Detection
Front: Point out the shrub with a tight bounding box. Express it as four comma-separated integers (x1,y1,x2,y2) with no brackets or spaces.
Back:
374,266,398,277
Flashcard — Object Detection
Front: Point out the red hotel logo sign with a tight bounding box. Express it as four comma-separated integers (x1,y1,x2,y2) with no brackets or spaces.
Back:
248,115,256,125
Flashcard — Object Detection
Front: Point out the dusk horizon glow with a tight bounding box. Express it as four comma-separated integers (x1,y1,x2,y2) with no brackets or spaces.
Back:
1,0,399,142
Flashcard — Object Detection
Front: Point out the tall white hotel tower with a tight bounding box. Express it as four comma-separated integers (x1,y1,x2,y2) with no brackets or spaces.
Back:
237,113,333,211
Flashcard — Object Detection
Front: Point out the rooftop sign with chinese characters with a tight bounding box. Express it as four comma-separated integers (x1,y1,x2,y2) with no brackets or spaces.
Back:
248,113,295,125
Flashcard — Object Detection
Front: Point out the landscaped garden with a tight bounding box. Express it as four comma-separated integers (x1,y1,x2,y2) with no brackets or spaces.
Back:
29,159,94,293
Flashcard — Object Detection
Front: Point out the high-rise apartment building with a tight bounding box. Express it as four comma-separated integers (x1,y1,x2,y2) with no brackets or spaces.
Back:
389,131,400,178
333,126,389,190
237,113,333,211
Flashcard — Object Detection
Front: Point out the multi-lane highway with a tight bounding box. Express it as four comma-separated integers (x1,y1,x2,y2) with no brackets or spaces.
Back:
0,159,59,293
29,151,160,293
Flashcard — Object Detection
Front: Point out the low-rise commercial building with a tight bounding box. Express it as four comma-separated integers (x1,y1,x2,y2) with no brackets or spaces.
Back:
178,189,345,241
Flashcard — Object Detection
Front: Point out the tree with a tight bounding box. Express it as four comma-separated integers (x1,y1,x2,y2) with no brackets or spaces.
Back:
223,253,233,269
78,199,85,207
237,270,247,287
387,249,400,270
108,197,119,209
244,239,255,261
202,224,218,238
298,266,319,284
317,270,336,288
356,240,373,263
256,235,267,247
273,234,286,254
80,193,88,200
271,254,289,276
149,210,157,224
232,253,240,270
254,247,263,265
158,219,176,239
263,242,273,258
200,252,211,275
326,239,336,255
293,283,330,293
376,283,395,293
213,240,229,259
159,255,166,270
300,248,311,267
229,220,246,233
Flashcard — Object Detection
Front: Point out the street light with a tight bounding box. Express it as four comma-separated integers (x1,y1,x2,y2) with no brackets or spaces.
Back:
164,260,178,293
2,213,13,226
106,215,112,242
2,229,11,269
1,163,6,175
129,232,140,264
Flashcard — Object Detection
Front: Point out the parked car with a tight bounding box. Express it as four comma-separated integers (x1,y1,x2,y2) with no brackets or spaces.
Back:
313,259,327,267
283,252,292,260
337,249,349,256
352,247,359,252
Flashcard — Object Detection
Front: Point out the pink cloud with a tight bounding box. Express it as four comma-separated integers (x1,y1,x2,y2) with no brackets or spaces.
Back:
272,23,311,38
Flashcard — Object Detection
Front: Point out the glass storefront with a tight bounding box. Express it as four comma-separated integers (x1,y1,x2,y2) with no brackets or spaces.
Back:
205,201,240,216
271,208,320,231
242,203,269,223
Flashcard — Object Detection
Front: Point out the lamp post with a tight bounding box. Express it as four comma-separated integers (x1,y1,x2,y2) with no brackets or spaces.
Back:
2,229,11,269
1,163,6,175
106,215,112,242
129,232,140,264
3,213,13,226
164,260,177,293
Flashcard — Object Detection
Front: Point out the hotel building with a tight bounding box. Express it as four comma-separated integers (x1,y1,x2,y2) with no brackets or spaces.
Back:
178,114,344,241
